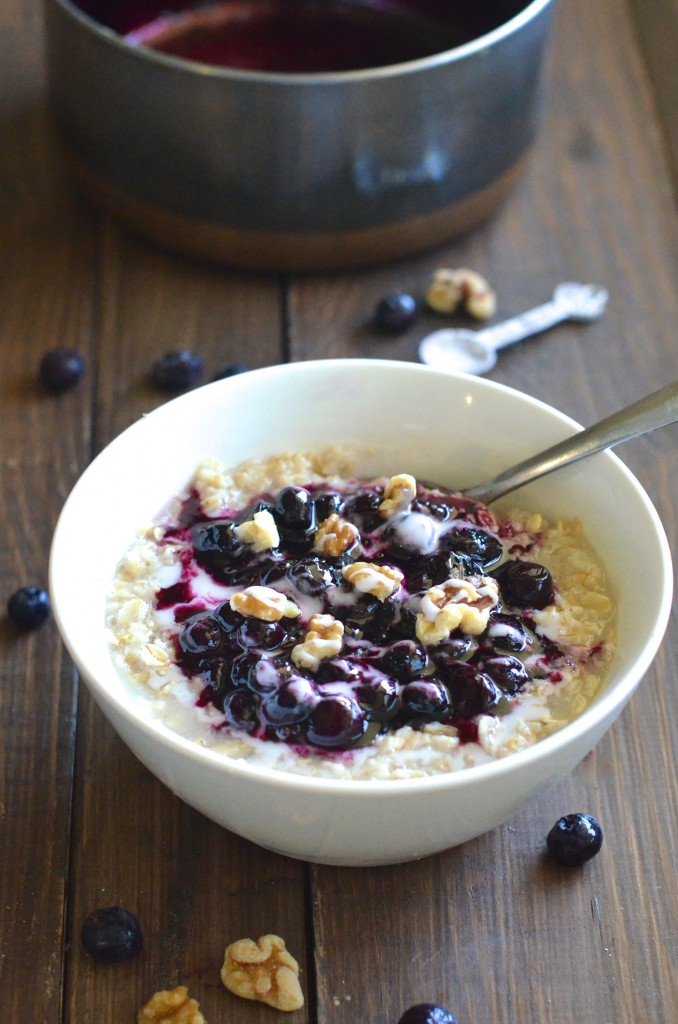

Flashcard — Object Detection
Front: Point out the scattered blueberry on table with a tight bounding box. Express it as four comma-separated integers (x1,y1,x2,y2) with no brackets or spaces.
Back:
80,906,144,963
6,586,51,629
212,362,251,381
398,1003,458,1024
546,812,604,866
151,350,204,391
372,292,419,334
39,347,85,393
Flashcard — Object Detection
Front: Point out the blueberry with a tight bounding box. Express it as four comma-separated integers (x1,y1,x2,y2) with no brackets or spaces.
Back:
305,695,367,749
397,1005,457,1024
236,618,288,650
315,658,361,684
356,676,399,721
39,347,85,393
286,557,339,596
212,362,251,381
546,813,603,866
375,640,429,682
431,634,476,670
342,490,383,533
6,586,51,629
151,350,204,390
214,601,244,634
223,687,261,732
442,661,501,717
372,292,418,334
494,559,555,609
401,679,451,721
480,654,530,695
261,678,318,727
409,551,476,591
228,651,263,688
178,612,225,655
486,613,532,652
192,520,247,582
80,906,143,963
273,486,316,543
444,526,503,568
314,490,345,521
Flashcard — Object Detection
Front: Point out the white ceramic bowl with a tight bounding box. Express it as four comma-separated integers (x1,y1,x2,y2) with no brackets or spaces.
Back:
50,360,673,865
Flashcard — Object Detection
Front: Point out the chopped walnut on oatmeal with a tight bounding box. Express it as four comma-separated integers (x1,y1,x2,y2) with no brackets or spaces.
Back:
342,561,404,601
234,509,280,552
230,586,300,622
313,513,360,557
379,473,417,518
221,934,304,1012
138,985,206,1024
416,576,499,644
292,613,344,671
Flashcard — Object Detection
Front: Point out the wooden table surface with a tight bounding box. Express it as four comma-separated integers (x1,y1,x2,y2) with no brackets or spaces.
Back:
2,1,677,1022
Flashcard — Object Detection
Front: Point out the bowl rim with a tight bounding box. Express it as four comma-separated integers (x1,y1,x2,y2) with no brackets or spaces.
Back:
49,358,673,796
50,0,555,85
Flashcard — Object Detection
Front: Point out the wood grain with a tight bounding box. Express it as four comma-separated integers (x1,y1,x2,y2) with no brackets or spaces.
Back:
0,0,676,1022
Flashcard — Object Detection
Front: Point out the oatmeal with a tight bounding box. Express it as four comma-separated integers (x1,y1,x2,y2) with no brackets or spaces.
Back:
107,450,615,781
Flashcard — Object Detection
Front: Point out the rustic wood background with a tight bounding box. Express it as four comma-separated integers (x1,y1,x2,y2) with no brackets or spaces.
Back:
1,1,677,1022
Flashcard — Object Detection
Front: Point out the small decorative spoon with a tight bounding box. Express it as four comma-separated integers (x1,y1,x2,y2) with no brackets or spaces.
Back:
457,380,678,505
419,282,609,375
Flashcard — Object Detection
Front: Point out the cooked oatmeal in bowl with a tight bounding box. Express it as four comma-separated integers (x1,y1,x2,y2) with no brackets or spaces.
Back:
107,448,616,781
50,360,672,864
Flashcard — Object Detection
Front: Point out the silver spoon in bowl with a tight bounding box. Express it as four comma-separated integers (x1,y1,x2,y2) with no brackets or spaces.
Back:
454,380,678,505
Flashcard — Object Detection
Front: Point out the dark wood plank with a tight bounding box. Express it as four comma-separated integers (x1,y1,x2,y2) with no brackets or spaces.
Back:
61,224,313,1022
0,3,98,1020
628,0,678,192
288,0,678,1020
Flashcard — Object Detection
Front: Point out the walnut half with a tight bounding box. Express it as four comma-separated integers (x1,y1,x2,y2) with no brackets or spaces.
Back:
221,934,304,1012
138,986,206,1024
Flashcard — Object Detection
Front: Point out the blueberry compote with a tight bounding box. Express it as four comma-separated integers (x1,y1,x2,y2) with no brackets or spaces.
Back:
153,475,572,761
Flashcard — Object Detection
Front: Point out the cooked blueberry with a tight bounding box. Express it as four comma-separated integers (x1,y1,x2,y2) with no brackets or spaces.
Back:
443,661,501,717
494,559,555,609
305,695,367,749
193,519,242,558
431,634,476,670
214,601,244,634
273,486,316,542
481,654,530,695
196,657,233,701
286,557,339,596
39,347,85,393
236,618,288,650
356,676,399,721
178,613,225,655
372,292,418,334
151,350,204,390
336,594,381,634
375,640,429,681
248,656,293,694
410,551,477,591
315,658,361,684
401,679,451,721
546,813,603,866
342,490,383,533
7,586,51,629
397,1004,458,1024
261,678,318,726
223,687,261,732
212,362,250,380
486,613,532,652
444,526,503,567
229,651,262,688
314,490,345,521
80,906,143,963
259,557,295,585
412,498,452,522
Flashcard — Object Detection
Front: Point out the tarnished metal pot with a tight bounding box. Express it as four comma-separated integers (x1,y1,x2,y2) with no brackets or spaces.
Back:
44,0,556,271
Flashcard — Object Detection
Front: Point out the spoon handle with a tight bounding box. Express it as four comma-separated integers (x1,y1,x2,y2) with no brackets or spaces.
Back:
462,380,678,505
476,283,609,354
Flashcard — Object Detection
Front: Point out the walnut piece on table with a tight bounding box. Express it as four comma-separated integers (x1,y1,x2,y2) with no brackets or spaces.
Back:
221,933,304,1012
137,985,206,1024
